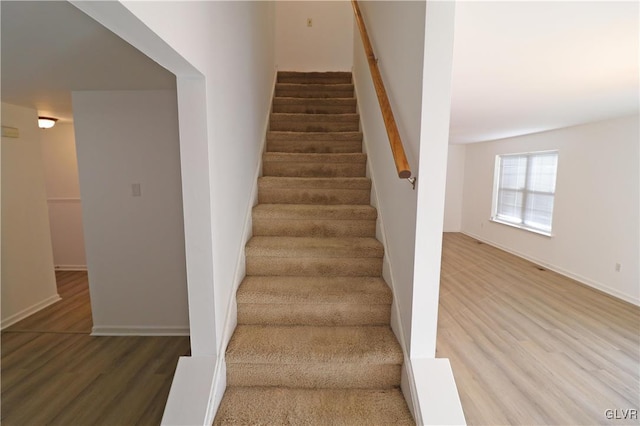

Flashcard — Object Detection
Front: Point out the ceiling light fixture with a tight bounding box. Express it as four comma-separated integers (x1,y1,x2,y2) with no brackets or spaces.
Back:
38,117,58,129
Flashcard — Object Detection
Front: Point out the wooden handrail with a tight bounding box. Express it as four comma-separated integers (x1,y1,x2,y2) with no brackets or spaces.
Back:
351,0,412,180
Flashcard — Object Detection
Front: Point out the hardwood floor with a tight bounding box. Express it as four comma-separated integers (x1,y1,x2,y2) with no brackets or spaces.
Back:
437,233,640,426
6,242,637,425
4,271,93,334
1,271,190,426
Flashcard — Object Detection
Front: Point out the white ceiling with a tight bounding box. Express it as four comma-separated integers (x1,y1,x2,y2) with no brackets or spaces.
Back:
450,1,639,144
0,1,175,123
1,1,637,143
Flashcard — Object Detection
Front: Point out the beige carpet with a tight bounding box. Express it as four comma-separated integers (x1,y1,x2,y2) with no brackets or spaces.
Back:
214,71,413,425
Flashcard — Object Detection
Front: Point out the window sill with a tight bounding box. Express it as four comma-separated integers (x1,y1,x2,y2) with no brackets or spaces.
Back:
490,218,553,237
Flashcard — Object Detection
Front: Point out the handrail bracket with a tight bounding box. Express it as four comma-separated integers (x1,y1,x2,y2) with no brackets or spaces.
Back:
407,177,417,190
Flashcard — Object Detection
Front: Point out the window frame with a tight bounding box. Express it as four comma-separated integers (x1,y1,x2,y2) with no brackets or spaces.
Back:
491,150,559,237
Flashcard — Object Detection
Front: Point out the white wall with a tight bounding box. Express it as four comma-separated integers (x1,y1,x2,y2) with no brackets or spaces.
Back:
461,115,640,305
410,0,456,359
119,0,276,349
353,0,425,356
40,123,87,270
72,90,190,334
353,3,457,419
275,1,353,72
443,144,466,232
68,1,276,419
1,103,59,328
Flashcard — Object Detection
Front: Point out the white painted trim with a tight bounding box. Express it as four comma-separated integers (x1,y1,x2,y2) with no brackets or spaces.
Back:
372,182,421,423
161,356,217,426
1,294,62,330
401,356,423,425
54,265,88,271
47,197,81,203
353,73,421,424
90,326,190,336
463,231,640,307
205,66,278,425
412,358,466,426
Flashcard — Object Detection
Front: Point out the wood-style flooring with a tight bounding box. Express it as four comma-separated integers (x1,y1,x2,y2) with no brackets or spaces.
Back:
437,233,640,426
5,239,638,425
1,271,190,426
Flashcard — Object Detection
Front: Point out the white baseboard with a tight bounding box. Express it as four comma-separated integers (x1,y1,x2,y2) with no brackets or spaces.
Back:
463,231,640,307
162,355,217,426
54,265,88,271
1,294,62,330
206,358,227,425
412,358,466,425
91,326,190,336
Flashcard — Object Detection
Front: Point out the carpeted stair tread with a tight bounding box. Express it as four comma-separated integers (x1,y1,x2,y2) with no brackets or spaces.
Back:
253,220,375,237
275,83,354,99
258,176,370,189
237,303,390,326
237,276,391,305
266,131,363,154
263,153,367,178
227,361,400,389
276,83,354,90
277,71,353,84
245,236,383,258
267,131,363,142
214,387,413,425
246,257,382,277
263,152,366,164
273,97,357,114
226,325,402,364
237,275,392,325
253,205,376,237
258,177,371,205
270,113,360,132
271,113,360,122
252,204,376,220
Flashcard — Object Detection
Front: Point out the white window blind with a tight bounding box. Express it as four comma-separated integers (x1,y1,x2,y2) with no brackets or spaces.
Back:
492,150,558,235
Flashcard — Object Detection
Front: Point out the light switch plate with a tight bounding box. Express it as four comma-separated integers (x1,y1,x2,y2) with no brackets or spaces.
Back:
2,126,19,138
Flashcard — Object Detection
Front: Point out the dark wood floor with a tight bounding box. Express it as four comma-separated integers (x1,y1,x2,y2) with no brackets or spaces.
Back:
1,271,190,426
437,233,640,425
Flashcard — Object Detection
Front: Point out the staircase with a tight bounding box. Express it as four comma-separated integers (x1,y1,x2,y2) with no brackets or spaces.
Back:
214,71,414,425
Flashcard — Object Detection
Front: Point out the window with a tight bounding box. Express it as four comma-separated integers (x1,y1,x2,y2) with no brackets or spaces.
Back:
492,150,558,236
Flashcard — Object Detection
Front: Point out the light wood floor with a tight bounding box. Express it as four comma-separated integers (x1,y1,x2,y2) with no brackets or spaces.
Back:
437,233,640,426
1,271,190,426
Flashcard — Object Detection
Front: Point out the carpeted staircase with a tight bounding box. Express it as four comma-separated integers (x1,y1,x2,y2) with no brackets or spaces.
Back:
214,71,414,425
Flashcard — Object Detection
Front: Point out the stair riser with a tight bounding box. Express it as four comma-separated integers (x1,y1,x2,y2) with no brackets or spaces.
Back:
268,132,363,142
246,257,382,277
267,140,362,154
263,162,366,178
214,388,414,425
227,363,401,388
270,122,359,132
273,104,356,114
271,114,359,123
258,188,370,205
253,205,377,221
273,98,356,112
237,303,391,326
277,74,352,85
275,89,354,98
253,219,376,237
